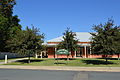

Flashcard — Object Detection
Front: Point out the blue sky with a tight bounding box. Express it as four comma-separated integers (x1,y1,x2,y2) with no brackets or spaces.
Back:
13,0,120,41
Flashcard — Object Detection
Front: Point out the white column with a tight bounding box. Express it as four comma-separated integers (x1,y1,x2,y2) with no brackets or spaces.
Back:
84,46,87,58
90,46,92,54
41,52,43,59
74,51,76,58
55,47,57,52
89,46,92,58
35,53,38,59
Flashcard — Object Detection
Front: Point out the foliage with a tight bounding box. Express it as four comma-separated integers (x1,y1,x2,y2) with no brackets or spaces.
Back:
91,19,120,61
58,28,79,52
8,26,44,55
0,1,45,63
0,0,22,52
6,25,44,63
0,0,16,18
0,14,8,51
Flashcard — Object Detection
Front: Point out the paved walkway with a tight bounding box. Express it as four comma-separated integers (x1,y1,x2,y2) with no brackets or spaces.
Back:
0,65,120,72
0,58,28,64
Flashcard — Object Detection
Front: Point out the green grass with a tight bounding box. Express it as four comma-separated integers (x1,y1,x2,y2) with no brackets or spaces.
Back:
0,59,5,62
4,58,120,67
0,57,27,62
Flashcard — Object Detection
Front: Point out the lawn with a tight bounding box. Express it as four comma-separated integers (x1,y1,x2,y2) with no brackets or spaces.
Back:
0,59,5,62
4,58,120,67
0,57,27,63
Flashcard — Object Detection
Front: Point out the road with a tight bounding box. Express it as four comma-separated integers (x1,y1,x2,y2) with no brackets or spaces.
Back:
0,69,120,80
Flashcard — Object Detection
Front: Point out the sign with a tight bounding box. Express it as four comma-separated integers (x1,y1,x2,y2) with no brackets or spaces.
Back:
56,49,70,55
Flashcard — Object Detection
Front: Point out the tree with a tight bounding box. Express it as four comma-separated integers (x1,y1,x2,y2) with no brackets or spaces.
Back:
91,19,120,62
58,28,78,58
0,0,16,18
0,0,22,52
0,14,9,51
112,27,120,60
8,26,44,63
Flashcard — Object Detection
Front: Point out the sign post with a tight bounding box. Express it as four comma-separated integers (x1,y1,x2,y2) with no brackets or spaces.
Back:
55,49,70,64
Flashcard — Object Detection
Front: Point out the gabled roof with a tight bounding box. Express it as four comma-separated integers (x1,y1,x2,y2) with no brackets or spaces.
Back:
47,32,92,42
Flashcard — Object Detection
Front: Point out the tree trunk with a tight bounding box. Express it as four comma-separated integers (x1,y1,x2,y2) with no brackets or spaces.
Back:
28,51,31,63
67,54,69,65
67,54,69,61
28,56,30,63
118,54,120,60
105,58,108,62
57,54,58,65
105,55,108,62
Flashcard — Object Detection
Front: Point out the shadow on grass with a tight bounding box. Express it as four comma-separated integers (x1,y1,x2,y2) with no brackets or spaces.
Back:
82,60,115,65
97,58,118,60
15,59,44,63
54,62,66,65
0,57,25,60
55,58,76,60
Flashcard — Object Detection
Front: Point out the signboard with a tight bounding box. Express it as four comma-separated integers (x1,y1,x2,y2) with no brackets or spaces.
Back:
56,49,70,55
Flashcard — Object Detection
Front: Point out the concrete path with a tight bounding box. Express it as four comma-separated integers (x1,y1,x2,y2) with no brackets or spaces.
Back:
0,65,120,72
0,62,5,64
0,58,28,64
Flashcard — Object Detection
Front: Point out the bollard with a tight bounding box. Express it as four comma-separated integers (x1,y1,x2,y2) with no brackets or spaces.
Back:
5,55,7,64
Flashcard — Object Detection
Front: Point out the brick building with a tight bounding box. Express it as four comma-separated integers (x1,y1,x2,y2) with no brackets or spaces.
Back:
46,32,119,58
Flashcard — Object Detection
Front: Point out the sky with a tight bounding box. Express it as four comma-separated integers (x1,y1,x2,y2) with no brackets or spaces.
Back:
13,0,120,41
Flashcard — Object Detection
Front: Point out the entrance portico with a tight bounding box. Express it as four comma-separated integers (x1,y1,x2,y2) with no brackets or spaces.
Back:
46,42,91,58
